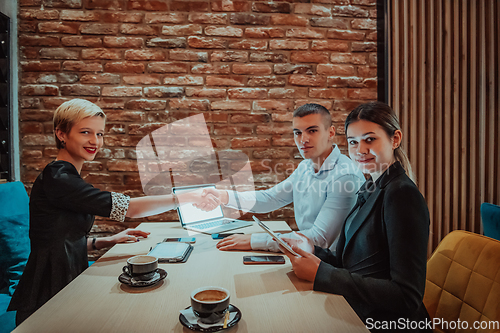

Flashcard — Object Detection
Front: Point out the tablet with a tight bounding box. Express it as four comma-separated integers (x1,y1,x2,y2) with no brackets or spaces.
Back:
252,216,300,257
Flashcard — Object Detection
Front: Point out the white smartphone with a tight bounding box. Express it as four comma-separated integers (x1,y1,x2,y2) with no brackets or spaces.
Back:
252,216,300,257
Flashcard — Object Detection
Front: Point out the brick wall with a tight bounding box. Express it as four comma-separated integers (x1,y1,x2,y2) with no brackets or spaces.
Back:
18,0,377,231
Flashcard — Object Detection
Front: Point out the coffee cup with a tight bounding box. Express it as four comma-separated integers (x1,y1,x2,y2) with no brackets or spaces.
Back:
123,255,158,281
190,286,230,324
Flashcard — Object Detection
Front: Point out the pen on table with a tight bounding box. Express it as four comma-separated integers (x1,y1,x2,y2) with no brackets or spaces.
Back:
223,309,229,328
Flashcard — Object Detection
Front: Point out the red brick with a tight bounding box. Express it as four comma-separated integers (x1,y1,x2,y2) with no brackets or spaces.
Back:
291,51,329,63
21,48,39,59
269,40,308,50
332,5,369,17
212,0,249,12
317,64,355,76
21,61,61,72
61,36,102,47
253,100,293,111
146,37,187,48
83,173,122,184
19,35,60,47
120,24,158,36
21,85,59,96
188,36,227,49
252,2,291,13
127,123,166,135
21,109,56,121
214,125,252,136
143,87,184,98
102,86,142,97
103,36,143,48
311,40,349,51
169,50,208,62
19,9,60,20
363,78,377,88
249,52,287,63
270,14,307,27
22,149,43,159
230,13,270,25
21,122,44,134
44,0,83,8
253,149,291,159
125,99,166,111
38,21,79,34
20,98,41,109
104,61,144,73
269,88,308,99
256,124,290,135
352,0,377,4
310,17,349,29
101,12,143,23
245,27,285,38
273,64,312,75
331,53,367,65
211,100,251,111
127,0,168,11
191,64,230,74
171,1,210,12
61,60,103,72
85,0,126,10
295,3,331,16
368,53,377,66
332,99,363,111
22,134,56,146
189,13,227,24
205,26,243,37
147,62,189,74
145,13,186,24
327,29,365,40
351,18,376,30
60,10,100,21
185,88,225,98
81,48,122,60
19,22,38,33
106,159,139,171
231,137,270,148
122,75,161,85
39,48,78,60
289,75,326,87
286,28,325,39
230,113,270,123
228,88,267,99
124,49,165,61
272,137,295,147
80,73,121,84
367,31,377,41
162,24,203,36
228,39,267,50
169,99,210,111
248,76,286,87
352,42,377,52
295,99,332,110
347,88,377,100
232,64,271,75
309,88,346,99
357,66,377,78
163,76,204,85
41,97,71,109
327,76,364,88
80,23,119,35
61,84,101,96
206,76,245,86
105,110,143,122
210,51,248,62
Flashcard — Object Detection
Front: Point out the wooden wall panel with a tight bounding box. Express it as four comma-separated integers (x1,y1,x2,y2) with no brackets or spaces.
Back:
384,0,500,253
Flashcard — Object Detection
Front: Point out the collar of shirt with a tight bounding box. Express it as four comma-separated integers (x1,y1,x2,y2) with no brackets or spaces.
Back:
304,145,341,177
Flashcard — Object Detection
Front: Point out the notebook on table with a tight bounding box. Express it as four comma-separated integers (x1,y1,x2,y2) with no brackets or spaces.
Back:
172,184,253,234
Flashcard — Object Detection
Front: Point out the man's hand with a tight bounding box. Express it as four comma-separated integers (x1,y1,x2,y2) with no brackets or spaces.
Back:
216,234,252,251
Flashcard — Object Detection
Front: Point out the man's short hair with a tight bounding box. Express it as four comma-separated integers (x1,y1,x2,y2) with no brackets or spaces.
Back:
292,103,332,128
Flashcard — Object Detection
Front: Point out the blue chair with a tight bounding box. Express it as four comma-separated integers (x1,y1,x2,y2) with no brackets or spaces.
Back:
0,182,30,333
481,202,500,241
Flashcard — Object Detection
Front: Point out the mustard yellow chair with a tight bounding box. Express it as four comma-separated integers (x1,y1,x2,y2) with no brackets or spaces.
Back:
424,230,500,333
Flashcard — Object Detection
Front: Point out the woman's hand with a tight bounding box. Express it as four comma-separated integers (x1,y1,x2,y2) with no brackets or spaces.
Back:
281,232,315,254
109,228,150,244
280,234,320,282
216,234,252,251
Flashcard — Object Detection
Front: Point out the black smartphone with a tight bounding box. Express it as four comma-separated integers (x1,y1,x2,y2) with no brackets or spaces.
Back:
163,237,196,244
211,233,244,240
243,255,286,265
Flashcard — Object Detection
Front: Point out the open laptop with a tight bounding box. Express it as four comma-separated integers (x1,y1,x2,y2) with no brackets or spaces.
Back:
172,184,253,234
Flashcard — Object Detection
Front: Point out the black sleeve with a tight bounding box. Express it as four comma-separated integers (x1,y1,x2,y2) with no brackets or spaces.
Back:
42,162,112,218
314,245,340,267
313,182,429,317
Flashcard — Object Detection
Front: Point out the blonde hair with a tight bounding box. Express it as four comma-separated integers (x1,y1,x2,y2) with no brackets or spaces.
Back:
53,99,106,149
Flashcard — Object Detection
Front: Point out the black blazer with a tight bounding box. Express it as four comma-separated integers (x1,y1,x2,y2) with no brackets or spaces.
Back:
313,162,431,332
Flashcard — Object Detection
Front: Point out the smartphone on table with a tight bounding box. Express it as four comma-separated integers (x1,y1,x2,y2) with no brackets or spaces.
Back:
243,255,285,265
163,237,196,244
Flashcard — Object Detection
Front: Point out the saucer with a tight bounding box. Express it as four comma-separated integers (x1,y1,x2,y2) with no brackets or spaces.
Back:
118,268,167,287
179,304,241,332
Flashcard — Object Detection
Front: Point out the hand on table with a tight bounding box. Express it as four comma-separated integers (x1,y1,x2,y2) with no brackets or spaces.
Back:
280,233,320,282
216,234,252,251
110,228,150,244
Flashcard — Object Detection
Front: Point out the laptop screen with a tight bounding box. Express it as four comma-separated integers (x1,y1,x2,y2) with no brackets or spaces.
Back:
173,185,224,225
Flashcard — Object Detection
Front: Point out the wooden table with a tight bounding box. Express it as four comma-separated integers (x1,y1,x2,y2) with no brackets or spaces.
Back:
13,222,369,333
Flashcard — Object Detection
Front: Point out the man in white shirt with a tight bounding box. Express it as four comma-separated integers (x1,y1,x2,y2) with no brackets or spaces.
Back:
202,103,364,252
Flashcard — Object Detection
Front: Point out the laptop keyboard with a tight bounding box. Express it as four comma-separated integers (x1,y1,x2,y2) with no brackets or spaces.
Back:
196,219,230,230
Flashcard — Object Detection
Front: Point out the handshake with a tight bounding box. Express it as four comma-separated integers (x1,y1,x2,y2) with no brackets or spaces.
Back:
179,188,230,212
